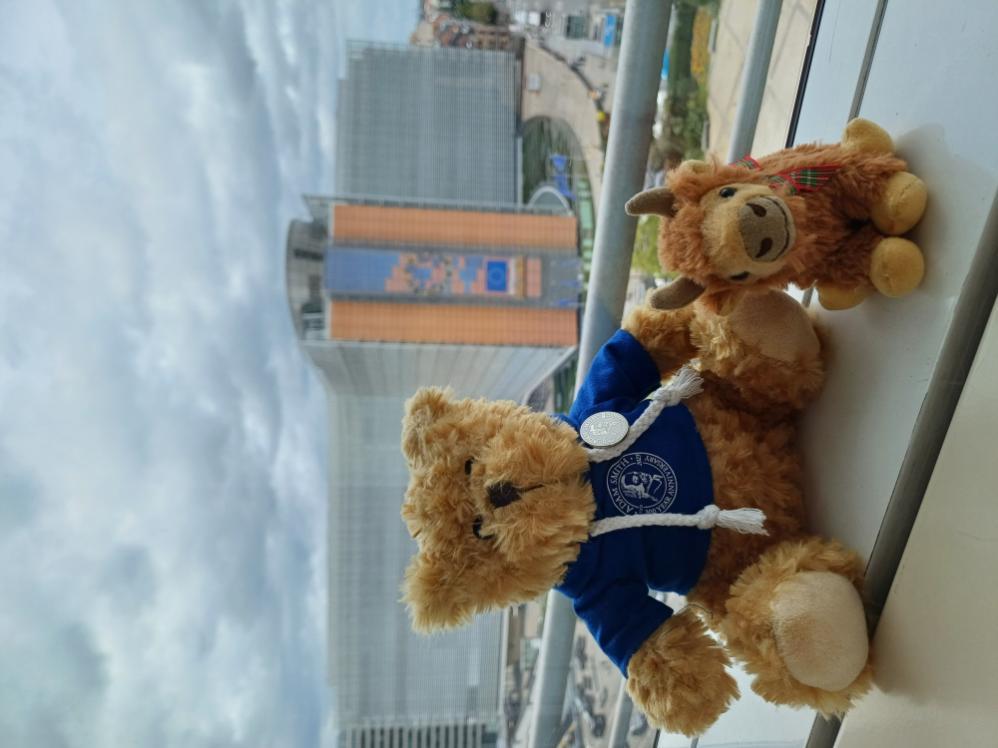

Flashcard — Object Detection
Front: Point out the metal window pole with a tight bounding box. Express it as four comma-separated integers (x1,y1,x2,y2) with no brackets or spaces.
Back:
725,0,783,163
607,680,634,748
527,3,672,748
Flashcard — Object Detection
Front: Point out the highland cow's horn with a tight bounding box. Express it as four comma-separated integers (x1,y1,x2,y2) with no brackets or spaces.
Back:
648,277,705,309
625,187,677,218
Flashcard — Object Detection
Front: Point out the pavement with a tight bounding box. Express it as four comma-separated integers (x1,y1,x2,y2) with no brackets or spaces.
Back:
522,39,607,211
707,0,819,158
538,33,620,109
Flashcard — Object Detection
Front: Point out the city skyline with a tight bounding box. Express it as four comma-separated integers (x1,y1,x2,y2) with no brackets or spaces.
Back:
299,34,585,747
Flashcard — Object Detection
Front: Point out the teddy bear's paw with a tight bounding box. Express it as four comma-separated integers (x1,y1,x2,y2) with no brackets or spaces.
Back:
871,171,928,235
722,538,874,716
771,571,870,693
626,609,739,737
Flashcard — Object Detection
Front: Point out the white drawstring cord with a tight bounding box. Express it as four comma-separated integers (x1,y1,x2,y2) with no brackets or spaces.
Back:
577,366,769,537
584,367,704,463
590,504,768,537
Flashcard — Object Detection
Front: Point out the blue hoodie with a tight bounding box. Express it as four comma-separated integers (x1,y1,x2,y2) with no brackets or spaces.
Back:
555,329,714,675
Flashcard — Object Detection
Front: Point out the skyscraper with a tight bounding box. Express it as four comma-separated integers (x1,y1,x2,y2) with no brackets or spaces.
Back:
319,197,579,347
334,42,519,205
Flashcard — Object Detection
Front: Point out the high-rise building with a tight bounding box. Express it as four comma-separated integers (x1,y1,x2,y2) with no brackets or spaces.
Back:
308,37,577,745
334,42,519,205
289,194,581,748
318,197,579,348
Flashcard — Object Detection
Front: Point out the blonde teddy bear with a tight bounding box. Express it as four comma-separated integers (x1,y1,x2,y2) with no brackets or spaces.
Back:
400,290,872,735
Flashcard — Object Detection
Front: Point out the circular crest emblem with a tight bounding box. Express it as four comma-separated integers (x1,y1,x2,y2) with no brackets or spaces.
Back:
580,411,629,447
606,452,678,515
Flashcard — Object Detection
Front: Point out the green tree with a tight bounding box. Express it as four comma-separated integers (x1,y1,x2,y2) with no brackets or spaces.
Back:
631,215,664,278
653,1,715,166
635,1,716,277
452,1,498,25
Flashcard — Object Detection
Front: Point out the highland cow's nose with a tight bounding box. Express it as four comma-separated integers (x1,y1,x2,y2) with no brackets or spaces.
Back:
738,196,795,263
487,482,521,508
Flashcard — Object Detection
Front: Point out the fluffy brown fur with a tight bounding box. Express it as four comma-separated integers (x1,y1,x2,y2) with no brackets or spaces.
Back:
626,608,739,736
401,291,873,734
719,538,874,715
401,389,593,630
629,119,927,310
625,296,872,723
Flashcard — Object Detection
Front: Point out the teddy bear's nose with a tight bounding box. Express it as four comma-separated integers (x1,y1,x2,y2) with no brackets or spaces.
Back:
487,482,521,508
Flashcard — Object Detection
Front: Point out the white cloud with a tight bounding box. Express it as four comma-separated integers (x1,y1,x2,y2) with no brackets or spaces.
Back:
0,1,412,745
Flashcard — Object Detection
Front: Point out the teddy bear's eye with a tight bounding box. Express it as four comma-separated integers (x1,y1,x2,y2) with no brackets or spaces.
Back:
719,186,737,198
464,458,474,476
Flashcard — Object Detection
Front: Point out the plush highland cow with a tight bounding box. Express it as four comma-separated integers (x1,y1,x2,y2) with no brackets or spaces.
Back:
627,118,927,311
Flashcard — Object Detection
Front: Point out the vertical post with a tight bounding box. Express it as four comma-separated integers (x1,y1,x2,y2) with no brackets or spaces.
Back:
607,680,634,748
576,0,672,378
725,0,783,163
527,2,672,748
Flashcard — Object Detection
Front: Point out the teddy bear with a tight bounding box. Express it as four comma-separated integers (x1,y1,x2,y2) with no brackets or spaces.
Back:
626,118,927,311
399,289,873,736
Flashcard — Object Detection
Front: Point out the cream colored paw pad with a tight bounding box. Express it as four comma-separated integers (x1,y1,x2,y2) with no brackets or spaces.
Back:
771,571,869,692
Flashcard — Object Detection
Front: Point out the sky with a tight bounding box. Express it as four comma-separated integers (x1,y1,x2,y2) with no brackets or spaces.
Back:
0,1,414,745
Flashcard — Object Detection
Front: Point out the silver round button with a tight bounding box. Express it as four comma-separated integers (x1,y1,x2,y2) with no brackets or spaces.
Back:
580,411,629,447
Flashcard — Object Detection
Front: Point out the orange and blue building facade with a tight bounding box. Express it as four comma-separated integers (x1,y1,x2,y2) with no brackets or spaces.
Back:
326,202,581,347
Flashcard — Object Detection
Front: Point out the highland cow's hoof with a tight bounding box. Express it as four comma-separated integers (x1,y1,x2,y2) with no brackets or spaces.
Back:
816,283,872,310
842,118,894,154
871,171,928,235
870,237,925,297
627,609,738,737
771,571,870,692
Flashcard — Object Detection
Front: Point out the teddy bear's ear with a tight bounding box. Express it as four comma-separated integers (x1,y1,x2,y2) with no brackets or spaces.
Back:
401,387,453,462
402,552,475,632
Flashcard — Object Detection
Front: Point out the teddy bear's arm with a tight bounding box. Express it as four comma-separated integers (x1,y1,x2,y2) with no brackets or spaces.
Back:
568,574,674,677
626,608,739,736
621,303,697,379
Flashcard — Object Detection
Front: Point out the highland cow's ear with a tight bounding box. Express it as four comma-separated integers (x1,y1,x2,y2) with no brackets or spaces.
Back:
401,387,453,462
625,187,677,218
649,276,705,309
402,552,475,632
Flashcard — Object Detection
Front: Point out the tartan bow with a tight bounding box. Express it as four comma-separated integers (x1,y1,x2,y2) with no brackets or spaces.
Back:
732,155,839,195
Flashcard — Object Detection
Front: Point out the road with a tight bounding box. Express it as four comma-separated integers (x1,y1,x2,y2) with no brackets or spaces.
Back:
522,40,606,210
